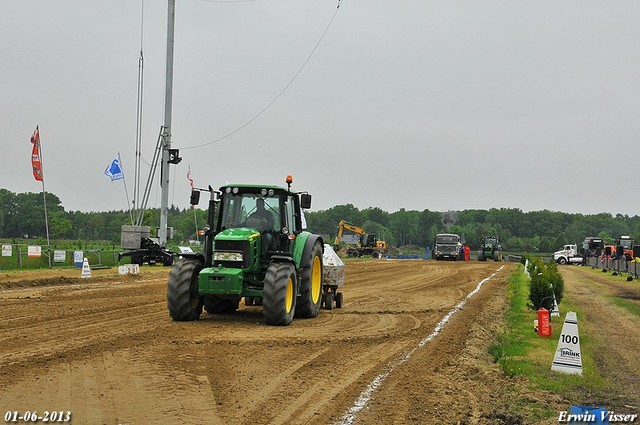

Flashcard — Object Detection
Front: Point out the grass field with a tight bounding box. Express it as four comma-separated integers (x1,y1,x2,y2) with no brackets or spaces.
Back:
489,266,612,419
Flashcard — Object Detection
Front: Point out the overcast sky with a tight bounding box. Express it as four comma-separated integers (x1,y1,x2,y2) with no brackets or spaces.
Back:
2,1,639,216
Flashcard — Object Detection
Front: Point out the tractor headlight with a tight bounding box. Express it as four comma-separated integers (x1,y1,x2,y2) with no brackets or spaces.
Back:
261,188,268,196
213,251,244,262
225,187,232,194
232,187,239,194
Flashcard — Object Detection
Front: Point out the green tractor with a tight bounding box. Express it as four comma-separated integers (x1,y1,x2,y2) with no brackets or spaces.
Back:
477,235,503,261
167,176,325,326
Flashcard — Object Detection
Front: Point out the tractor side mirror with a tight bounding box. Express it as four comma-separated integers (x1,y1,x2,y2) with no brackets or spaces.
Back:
300,194,312,209
190,190,201,206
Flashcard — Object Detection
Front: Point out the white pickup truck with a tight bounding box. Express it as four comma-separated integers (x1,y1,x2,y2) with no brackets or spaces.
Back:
553,244,583,265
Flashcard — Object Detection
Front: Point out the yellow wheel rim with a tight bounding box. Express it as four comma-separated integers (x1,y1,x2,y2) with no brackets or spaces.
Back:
311,256,322,304
285,276,294,313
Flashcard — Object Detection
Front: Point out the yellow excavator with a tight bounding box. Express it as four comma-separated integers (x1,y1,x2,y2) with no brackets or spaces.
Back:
334,220,387,259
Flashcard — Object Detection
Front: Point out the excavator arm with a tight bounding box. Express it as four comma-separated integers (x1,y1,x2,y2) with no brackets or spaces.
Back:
335,220,368,247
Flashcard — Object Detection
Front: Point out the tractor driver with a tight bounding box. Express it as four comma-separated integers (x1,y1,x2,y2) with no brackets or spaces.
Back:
247,198,275,232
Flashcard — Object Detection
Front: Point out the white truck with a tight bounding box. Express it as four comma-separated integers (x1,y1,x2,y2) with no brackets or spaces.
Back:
553,244,583,265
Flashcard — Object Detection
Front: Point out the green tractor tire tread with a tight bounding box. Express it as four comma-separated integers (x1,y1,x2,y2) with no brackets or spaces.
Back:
167,260,203,321
295,242,323,319
263,262,297,326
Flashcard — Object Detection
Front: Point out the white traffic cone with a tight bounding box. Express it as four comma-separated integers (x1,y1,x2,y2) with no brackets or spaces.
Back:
81,258,92,278
551,311,582,375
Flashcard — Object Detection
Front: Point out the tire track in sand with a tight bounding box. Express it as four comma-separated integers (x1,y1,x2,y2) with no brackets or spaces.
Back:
334,266,504,425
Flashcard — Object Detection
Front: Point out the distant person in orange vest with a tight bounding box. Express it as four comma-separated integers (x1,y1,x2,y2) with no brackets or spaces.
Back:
464,245,471,261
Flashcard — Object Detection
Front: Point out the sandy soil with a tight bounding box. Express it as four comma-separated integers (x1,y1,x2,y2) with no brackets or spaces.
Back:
0,261,637,424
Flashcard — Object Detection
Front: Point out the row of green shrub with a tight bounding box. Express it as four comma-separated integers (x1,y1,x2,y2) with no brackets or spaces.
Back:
523,256,565,311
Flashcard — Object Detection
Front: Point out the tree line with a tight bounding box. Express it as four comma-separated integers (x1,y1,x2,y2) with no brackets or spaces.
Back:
305,205,640,252
1,189,639,252
0,189,206,245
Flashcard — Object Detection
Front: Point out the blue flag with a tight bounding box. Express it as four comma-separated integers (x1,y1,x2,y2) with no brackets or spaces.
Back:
105,154,124,181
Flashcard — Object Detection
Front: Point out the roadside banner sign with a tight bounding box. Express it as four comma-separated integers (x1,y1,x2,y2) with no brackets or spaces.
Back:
28,245,41,258
74,251,84,268
54,250,66,262
118,264,140,275
2,244,11,257
551,311,583,375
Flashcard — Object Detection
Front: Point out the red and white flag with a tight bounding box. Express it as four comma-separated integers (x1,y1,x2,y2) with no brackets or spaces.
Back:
30,126,44,182
186,166,194,189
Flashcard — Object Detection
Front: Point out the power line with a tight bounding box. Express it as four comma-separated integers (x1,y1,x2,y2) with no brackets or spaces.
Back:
181,0,343,150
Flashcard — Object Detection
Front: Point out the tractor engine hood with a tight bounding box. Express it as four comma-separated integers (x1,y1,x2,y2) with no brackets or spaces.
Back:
215,227,261,242
212,228,262,269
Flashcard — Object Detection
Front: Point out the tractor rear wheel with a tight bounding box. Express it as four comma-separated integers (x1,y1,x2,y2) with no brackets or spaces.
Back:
167,260,203,321
263,262,297,326
335,292,343,308
295,242,323,318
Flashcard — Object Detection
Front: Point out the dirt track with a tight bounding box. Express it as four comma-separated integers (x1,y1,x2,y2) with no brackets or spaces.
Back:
0,261,521,424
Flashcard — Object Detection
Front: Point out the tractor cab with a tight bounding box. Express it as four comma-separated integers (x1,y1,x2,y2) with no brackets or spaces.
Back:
215,185,306,264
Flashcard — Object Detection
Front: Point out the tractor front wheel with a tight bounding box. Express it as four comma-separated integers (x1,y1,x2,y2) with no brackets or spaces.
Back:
295,242,323,318
167,260,203,321
263,262,297,326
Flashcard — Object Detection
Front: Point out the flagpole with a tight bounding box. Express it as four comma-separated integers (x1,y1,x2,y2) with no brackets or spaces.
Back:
119,153,134,225
37,126,51,267
193,206,199,243
122,180,134,225
187,166,198,242
41,181,50,246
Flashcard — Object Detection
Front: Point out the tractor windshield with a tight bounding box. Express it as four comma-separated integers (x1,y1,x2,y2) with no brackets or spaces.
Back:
436,235,459,244
220,193,280,232
619,238,632,249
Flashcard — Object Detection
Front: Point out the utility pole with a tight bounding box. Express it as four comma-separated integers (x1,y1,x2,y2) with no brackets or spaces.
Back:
159,0,180,246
